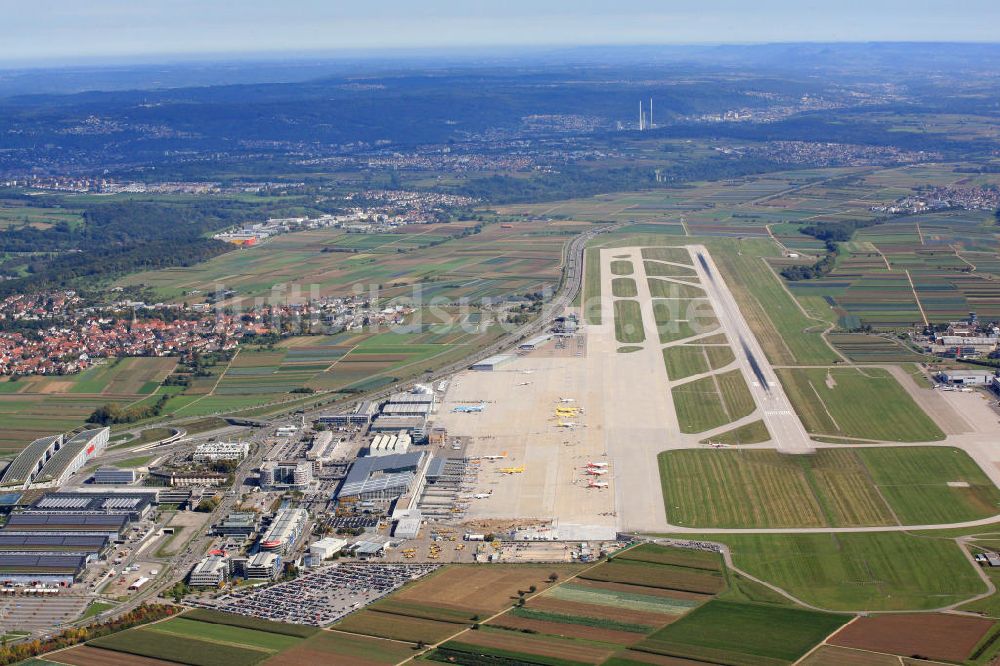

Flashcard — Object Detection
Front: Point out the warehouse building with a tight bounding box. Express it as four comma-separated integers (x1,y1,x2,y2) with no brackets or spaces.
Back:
370,415,427,441
336,451,427,503
0,534,109,558
193,441,249,463
366,432,412,457
28,492,154,521
471,354,513,371
309,537,347,561
936,370,996,386
306,431,334,460
518,334,552,351
258,508,308,553
2,514,130,539
92,467,137,485
189,554,229,587
0,553,87,586
318,401,379,428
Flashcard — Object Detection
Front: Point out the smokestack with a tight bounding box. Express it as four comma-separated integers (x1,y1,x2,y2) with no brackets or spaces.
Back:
639,101,643,131
649,98,653,129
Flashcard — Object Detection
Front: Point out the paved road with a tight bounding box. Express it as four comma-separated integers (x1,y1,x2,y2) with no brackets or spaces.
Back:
689,244,815,455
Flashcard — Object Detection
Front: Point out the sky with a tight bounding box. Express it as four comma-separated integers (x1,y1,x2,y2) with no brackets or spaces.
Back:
4,0,1000,65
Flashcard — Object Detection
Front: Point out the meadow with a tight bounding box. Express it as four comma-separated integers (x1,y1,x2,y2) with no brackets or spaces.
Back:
776,367,944,442
670,370,755,433
659,447,1000,528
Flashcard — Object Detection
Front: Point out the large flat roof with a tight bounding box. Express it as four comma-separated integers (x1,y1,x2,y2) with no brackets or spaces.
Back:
36,428,107,485
338,451,424,498
0,553,86,574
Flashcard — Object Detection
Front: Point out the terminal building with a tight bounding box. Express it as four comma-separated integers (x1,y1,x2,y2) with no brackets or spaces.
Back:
370,415,427,441
336,451,427,503
0,427,110,490
366,432,411,457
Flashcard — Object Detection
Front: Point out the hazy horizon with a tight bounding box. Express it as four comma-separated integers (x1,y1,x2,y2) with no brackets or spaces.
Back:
4,0,1000,67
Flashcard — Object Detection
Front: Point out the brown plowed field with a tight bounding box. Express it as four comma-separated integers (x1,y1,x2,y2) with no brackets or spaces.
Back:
454,629,616,663
48,645,182,666
610,649,714,665
829,614,996,663
388,565,583,615
801,645,921,666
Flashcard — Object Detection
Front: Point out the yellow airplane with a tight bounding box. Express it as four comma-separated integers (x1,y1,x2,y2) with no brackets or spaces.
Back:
499,466,525,474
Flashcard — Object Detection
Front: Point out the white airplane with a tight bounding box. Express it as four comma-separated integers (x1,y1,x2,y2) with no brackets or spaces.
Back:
586,461,608,468
584,468,608,476
473,492,493,499
709,442,727,449
557,398,576,403
556,421,577,428
587,480,609,489
516,382,532,386
480,453,507,461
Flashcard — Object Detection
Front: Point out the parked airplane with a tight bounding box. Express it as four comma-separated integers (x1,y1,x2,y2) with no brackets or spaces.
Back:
473,492,493,499
584,468,608,476
499,466,525,474
586,461,609,468
587,480,609,489
516,382,532,386
556,421,577,428
480,453,508,461
452,404,486,413
557,398,576,403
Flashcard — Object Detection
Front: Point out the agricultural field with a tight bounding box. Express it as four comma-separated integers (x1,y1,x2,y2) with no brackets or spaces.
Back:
826,333,926,362
119,219,588,306
636,600,848,665
670,370,755,433
658,447,1000,528
261,630,416,666
828,613,1000,664
776,366,944,442
706,531,988,611
83,610,317,666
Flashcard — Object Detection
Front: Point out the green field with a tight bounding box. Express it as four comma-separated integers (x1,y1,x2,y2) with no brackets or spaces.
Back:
611,277,638,297
637,600,848,665
659,447,1000,528
707,531,988,611
699,419,770,444
614,300,646,344
583,247,602,324
671,370,754,433
777,367,945,442
611,260,634,276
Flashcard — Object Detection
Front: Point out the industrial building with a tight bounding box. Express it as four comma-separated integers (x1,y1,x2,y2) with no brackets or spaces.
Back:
260,460,313,490
258,508,308,553
0,427,110,490
518,334,552,351
936,370,996,386
392,511,422,539
336,451,427,502
0,553,87,586
92,467,137,484
0,534,109,558
370,415,427,441
471,354,513,371
189,554,229,587
245,552,281,580
318,401,379,428
385,390,436,407
28,492,154,521
2,514,130,539
193,441,249,463
309,537,347,560
366,432,412,457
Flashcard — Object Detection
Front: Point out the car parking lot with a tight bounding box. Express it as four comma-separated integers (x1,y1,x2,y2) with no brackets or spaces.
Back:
199,562,439,626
